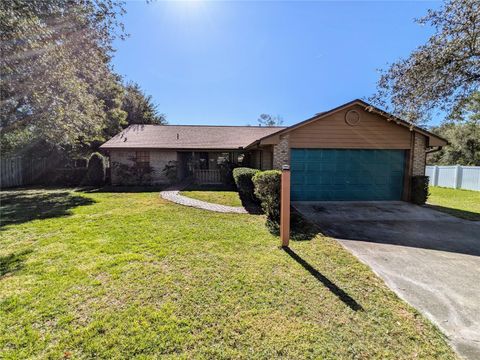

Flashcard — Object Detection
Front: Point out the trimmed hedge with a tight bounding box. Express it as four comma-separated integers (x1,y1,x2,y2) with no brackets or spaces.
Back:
86,152,106,186
233,167,260,200
252,169,319,239
252,170,281,224
411,175,429,205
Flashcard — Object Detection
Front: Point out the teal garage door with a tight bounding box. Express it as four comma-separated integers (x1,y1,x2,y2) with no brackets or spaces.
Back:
291,149,405,201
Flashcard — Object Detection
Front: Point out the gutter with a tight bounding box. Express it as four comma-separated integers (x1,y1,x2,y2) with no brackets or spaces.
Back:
426,146,443,154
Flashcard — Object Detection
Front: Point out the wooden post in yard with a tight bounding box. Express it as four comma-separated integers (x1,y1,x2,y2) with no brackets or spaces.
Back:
280,165,291,247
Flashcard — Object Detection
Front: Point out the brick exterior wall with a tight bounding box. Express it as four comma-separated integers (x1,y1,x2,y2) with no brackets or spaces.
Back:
412,132,427,176
272,134,290,170
110,150,177,185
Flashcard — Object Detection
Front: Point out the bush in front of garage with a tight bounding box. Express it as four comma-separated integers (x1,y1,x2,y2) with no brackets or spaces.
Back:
252,170,281,224
233,167,260,200
253,169,318,240
411,175,429,205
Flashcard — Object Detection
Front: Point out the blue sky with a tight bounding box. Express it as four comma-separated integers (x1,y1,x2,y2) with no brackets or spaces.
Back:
112,1,442,127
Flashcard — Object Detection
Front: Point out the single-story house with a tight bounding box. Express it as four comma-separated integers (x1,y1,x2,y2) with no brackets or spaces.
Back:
100,99,447,201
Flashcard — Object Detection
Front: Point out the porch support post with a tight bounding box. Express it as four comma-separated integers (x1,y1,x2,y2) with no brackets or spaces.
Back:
280,165,291,247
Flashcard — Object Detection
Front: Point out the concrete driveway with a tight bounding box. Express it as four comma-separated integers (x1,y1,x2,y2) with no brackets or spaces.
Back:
293,201,480,359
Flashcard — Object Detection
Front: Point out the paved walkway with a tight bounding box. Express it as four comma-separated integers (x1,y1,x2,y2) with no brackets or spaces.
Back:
160,184,247,214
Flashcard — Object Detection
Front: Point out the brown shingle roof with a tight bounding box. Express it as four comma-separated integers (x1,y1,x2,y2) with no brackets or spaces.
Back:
100,124,287,150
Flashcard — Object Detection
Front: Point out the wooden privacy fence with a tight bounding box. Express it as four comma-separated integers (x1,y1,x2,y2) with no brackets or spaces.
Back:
1,156,47,188
425,165,480,191
193,169,222,184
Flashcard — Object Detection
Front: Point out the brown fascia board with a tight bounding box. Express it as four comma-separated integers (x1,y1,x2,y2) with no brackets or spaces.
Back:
100,147,247,151
244,134,282,150
251,99,448,147
359,101,448,146
244,140,260,150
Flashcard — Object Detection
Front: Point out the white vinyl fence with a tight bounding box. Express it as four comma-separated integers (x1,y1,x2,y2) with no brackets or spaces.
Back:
425,165,480,191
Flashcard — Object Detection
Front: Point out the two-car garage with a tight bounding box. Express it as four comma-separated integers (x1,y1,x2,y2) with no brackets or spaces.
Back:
290,149,406,201
249,100,447,203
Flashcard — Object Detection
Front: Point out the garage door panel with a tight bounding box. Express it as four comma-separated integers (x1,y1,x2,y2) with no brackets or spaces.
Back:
374,176,389,185
307,151,324,161
335,162,348,171
302,162,317,171
291,149,405,201
333,172,347,185
335,151,349,162
290,149,305,161
391,161,405,172
305,162,335,172
291,174,304,185
290,162,305,172
305,175,330,185
390,173,404,184
320,151,337,162
346,175,365,185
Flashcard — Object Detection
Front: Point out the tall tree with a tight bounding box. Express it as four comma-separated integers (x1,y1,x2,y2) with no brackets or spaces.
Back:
429,92,480,165
122,82,166,125
369,0,480,124
257,114,283,127
96,73,128,144
0,0,126,154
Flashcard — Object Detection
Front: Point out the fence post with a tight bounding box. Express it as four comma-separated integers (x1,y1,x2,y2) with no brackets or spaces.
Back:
280,165,291,248
433,165,439,186
454,165,462,189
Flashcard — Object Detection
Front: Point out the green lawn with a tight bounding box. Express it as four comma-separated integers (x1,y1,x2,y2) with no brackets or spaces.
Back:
428,186,480,221
179,190,242,207
0,188,457,359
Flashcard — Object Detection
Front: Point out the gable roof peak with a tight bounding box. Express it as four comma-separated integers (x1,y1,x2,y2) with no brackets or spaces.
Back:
252,99,447,147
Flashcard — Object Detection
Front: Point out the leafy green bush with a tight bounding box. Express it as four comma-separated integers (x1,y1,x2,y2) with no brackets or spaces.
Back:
252,170,281,224
233,167,260,200
162,160,178,183
86,152,106,186
218,161,237,185
253,170,319,240
411,175,429,205
112,162,154,186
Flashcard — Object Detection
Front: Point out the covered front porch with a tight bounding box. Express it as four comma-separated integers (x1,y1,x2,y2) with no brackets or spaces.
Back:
177,150,243,185
176,147,273,185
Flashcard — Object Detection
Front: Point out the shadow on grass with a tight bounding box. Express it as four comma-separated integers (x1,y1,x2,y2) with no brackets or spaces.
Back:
239,193,263,215
0,249,33,277
283,247,363,311
266,208,322,241
426,204,480,221
0,190,95,228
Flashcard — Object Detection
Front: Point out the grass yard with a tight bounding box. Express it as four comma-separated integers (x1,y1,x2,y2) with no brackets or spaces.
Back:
428,186,480,221
0,188,457,359
179,190,242,207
